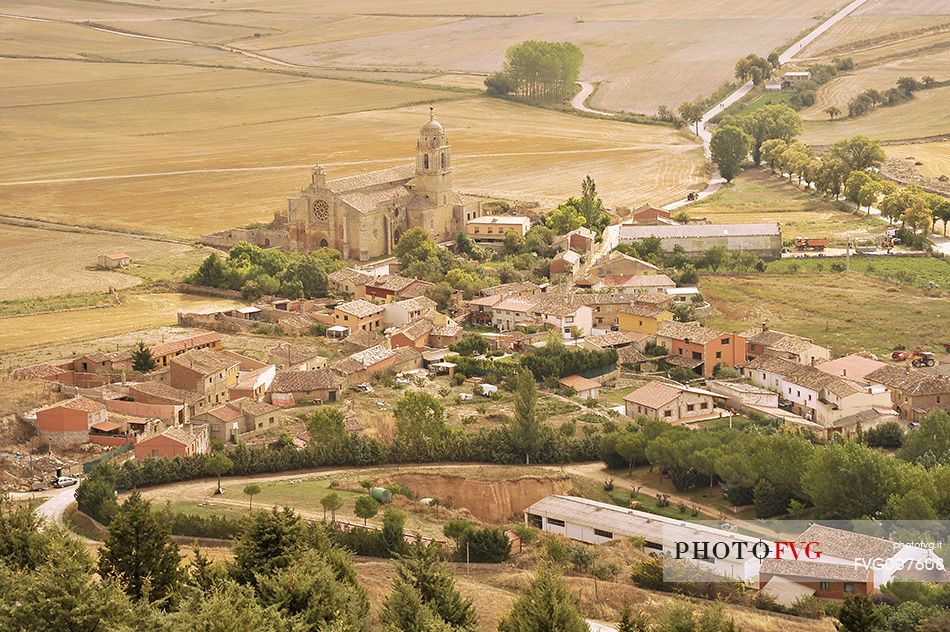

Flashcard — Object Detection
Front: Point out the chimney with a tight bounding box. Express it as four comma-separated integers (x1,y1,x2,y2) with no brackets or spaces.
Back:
762,322,768,332
842,368,847,377
811,357,816,367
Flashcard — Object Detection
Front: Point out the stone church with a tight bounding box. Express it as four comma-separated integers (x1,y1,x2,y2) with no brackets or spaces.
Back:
261,110,484,262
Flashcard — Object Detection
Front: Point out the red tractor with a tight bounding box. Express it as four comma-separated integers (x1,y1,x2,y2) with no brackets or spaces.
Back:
891,347,936,367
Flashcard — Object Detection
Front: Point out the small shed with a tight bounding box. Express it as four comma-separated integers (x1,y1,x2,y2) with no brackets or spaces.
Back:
97,252,131,269
479,383,498,396
326,325,350,340
559,375,600,400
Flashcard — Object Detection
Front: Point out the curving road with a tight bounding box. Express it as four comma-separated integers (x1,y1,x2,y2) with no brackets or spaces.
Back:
35,485,78,525
572,82,616,117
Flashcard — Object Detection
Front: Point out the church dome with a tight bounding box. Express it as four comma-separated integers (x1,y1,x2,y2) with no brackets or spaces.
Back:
421,108,444,134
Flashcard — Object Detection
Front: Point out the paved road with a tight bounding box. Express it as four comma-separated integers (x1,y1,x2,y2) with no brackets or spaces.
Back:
35,485,77,525
695,0,874,153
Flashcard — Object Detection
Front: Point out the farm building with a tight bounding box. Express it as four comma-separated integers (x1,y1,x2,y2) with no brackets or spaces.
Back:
524,496,767,582
97,252,130,269
864,365,950,422
623,380,723,423
466,215,531,244
618,223,782,259
34,396,108,448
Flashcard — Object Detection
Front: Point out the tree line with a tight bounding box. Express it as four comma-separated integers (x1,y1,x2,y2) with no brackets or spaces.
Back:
188,241,344,301
485,40,584,104
846,75,940,118
600,409,950,521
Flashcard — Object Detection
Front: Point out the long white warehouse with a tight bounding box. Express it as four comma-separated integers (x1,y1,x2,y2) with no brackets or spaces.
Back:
524,495,770,582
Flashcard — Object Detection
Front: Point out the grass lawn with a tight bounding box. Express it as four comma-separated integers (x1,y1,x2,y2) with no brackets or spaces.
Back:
700,271,950,357
685,169,885,245
162,499,249,519
597,383,645,407
768,256,950,289
713,89,796,121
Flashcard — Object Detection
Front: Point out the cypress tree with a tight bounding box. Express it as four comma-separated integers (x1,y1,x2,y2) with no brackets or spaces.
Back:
98,491,181,602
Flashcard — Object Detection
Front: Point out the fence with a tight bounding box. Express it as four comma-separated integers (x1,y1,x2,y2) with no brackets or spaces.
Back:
82,443,133,473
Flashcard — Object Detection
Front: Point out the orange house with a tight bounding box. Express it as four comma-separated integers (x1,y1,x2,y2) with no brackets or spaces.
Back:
655,321,746,378
134,424,209,460
34,396,108,447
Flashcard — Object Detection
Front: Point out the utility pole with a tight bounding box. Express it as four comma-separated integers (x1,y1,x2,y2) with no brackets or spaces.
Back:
846,237,851,271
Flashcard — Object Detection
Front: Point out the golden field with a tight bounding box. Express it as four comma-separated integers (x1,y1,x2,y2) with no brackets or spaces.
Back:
0,54,704,237
0,224,208,300
2,0,839,114
801,86,950,144
0,293,244,354
885,142,950,180
799,48,950,121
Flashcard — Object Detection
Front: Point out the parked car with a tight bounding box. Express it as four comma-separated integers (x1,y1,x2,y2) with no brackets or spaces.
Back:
51,476,79,488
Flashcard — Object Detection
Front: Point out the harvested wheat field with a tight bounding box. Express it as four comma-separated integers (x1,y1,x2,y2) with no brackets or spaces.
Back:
0,54,704,236
801,85,950,144
5,0,837,114
799,49,950,122
799,0,950,59
0,224,207,300
884,142,950,179
0,293,244,354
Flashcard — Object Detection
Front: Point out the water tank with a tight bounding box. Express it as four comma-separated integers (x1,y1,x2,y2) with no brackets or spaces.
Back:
370,487,392,504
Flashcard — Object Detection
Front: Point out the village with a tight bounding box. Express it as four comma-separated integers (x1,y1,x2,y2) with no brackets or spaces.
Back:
3,1,950,629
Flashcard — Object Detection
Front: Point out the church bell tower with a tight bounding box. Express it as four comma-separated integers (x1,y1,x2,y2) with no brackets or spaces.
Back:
415,107,453,205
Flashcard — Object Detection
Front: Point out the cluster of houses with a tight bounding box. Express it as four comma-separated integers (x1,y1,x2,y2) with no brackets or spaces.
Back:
15,332,291,459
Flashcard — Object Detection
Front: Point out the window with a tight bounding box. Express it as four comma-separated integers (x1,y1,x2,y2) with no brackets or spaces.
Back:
547,518,565,527
474,227,479,234
692,351,702,360
664,410,672,417
566,316,574,323
441,153,446,169
527,513,543,528
715,351,722,359
844,583,854,593
423,154,429,169
819,582,830,591
687,404,695,412
594,528,613,539
645,541,663,551
700,402,708,409
721,338,730,345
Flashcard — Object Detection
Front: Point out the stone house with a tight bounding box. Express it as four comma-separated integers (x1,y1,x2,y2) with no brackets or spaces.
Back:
623,381,722,423
169,349,240,408
865,365,950,422
127,381,204,420
552,226,595,254
328,268,374,297
267,343,328,371
333,299,385,332
549,250,582,277
149,332,223,368
134,423,209,460
195,398,280,443
588,251,660,278
559,375,600,400
742,324,831,366
574,292,634,330
268,369,342,406
97,252,130,269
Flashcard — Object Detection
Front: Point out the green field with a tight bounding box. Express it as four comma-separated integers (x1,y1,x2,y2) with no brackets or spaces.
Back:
701,271,950,356
768,256,950,289
712,89,796,121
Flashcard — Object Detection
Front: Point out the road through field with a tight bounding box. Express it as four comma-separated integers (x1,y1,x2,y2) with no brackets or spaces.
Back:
695,0,875,152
